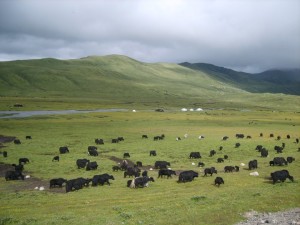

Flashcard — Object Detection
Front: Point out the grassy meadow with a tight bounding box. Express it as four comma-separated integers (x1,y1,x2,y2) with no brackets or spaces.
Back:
0,109,299,225
0,55,299,224
1,55,300,112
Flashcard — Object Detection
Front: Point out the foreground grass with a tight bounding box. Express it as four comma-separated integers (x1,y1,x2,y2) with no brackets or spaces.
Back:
0,110,299,225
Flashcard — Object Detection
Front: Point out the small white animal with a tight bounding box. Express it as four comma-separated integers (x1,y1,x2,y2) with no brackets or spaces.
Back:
39,186,45,191
249,171,259,176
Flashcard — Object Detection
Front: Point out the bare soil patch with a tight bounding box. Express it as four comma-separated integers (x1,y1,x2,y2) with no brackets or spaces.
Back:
0,135,16,148
108,156,154,170
0,162,65,193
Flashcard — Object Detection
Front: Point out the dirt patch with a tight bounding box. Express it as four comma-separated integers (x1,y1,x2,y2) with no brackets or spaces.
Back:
0,162,66,193
0,162,15,177
108,156,154,171
109,156,135,167
0,135,16,148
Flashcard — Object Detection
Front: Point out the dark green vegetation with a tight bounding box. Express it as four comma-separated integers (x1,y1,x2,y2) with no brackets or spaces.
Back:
0,110,299,225
0,55,299,111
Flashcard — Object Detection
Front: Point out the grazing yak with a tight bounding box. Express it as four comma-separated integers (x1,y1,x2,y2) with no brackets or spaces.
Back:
19,158,29,164
92,174,114,186
66,177,91,192
270,170,294,184
127,176,155,188
204,167,217,176
222,136,229,141
14,139,21,144
124,167,140,178
142,135,148,139
209,150,216,157
270,157,288,166
214,177,224,187
88,146,98,156
50,178,67,188
25,136,32,139
76,159,90,169
235,134,244,139
235,143,241,148
158,169,176,178
198,135,205,140
224,166,235,173
136,161,142,167
111,138,119,143
261,148,268,157
120,160,129,171
95,138,104,145
248,160,258,170
118,137,124,142
59,146,69,154
123,153,130,158
12,163,24,172
198,162,205,167
178,170,198,183
189,152,201,159
274,145,284,153
154,161,170,169
52,156,59,162
142,170,148,177
112,165,121,171
5,170,24,181
154,134,165,141
134,176,155,188
287,157,295,164
276,136,281,141
217,158,224,163
149,150,157,156
86,161,98,171
3,151,8,157
256,145,263,152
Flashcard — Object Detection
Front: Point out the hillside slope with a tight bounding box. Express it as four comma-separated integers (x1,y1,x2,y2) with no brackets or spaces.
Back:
0,55,299,111
180,62,300,95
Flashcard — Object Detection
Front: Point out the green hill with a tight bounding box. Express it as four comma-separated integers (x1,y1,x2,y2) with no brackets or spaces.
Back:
0,55,299,111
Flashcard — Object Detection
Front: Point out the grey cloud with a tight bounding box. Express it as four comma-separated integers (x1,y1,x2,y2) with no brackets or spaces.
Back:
0,0,299,72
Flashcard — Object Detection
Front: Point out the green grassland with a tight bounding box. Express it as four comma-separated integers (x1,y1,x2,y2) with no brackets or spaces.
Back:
0,110,299,225
0,55,299,224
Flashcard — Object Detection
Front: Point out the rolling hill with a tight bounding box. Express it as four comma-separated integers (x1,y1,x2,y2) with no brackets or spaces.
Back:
0,55,299,111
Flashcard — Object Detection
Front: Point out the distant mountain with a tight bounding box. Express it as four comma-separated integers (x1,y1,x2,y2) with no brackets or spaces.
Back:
0,55,299,111
180,62,300,95
253,69,300,83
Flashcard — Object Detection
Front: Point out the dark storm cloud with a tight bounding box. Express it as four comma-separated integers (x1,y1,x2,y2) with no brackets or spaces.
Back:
0,0,299,72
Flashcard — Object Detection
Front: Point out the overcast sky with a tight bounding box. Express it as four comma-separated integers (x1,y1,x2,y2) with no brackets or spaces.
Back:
0,0,299,72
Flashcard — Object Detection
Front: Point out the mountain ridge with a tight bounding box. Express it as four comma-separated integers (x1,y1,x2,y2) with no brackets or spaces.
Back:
179,62,300,95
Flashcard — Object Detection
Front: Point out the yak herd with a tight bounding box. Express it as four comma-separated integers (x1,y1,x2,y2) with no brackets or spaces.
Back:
2,132,299,193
